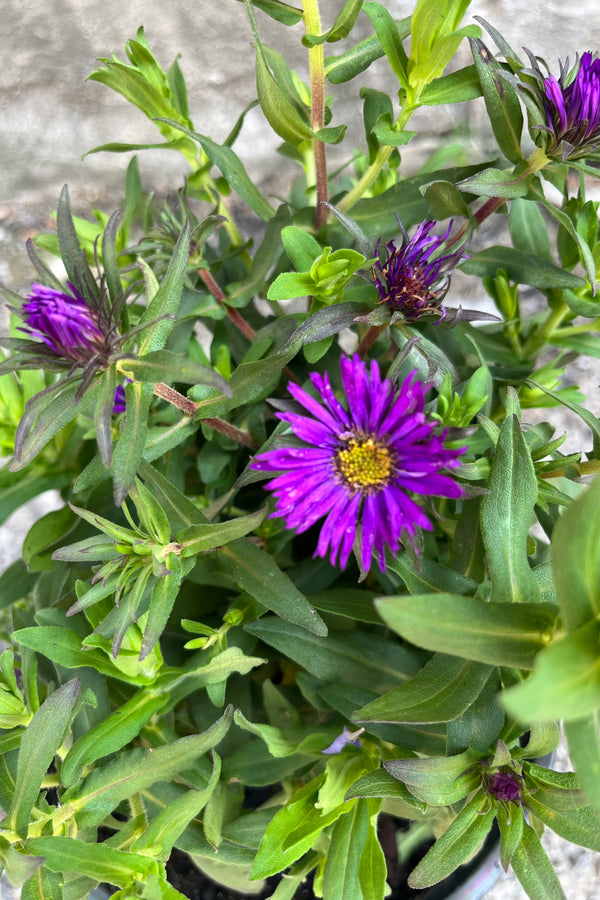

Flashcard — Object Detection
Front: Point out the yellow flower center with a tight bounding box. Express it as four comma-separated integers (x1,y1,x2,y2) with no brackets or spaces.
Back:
335,436,393,491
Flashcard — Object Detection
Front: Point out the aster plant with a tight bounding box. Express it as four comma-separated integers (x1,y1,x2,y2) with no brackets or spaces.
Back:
2,2,600,900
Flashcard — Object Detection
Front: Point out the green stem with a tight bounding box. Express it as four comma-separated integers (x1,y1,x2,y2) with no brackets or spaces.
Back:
521,299,570,358
303,0,328,229
338,104,415,213
152,383,258,449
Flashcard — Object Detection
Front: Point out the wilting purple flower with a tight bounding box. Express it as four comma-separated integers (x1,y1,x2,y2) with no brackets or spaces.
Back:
484,770,525,806
20,283,108,363
544,52,600,156
251,355,465,572
372,221,463,321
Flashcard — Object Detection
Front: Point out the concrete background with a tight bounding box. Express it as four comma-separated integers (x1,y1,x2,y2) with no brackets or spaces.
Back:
2,1,600,897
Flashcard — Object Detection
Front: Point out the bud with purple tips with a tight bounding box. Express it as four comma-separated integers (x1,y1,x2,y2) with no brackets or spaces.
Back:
372,220,464,321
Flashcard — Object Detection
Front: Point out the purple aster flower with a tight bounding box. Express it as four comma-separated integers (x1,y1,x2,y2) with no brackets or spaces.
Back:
251,355,465,572
484,769,525,806
372,221,464,321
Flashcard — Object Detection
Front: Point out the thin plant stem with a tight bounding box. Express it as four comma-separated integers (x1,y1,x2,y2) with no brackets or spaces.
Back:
303,0,328,229
153,383,257,450
198,268,256,341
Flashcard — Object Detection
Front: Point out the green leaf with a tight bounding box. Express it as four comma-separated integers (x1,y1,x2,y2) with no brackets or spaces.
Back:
470,38,523,162
565,713,600,810
502,621,600,722
13,626,157,685
137,221,191,354
234,0,303,26
24,837,158,888
131,753,221,859
362,1,408,87
508,198,552,260
119,350,231,392
346,769,424,805
62,707,233,826
56,186,85,287
419,64,482,105
387,552,478,597
178,509,267,556
221,539,327,635
251,778,344,879
281,225,322,270
308,589,381,624
61,689,168,788
0,836,44,888
510,823,565,900
408,793,495,888
281,303,367,353
322,800,369,900
551,475,600,630
303,0,363,45
0,560,39,611
20,863,62,900
384,751,480,806
112,381,154,506
159,123,276,221
457,167,532,199
354,654,492,724
375,594,557,668
325,17,411,84
423,180,471,218
460,246,584,289
245,617,420,689
233,710,295,757
247,8,314,146
480,415,540,604
526,791,600,851
22,505,76,572
11,377,99,472
0,468,71,528
8,679,80,836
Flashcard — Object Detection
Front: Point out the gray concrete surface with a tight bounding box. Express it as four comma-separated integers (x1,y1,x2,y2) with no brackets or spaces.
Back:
2,1,600,897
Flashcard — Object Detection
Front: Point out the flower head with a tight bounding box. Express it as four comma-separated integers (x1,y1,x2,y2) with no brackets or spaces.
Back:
20,283,126,413
20,283,110,364
251,355,465,572
372,221,463,321
484,769,525,806
522,50,600,159
544,53,600,156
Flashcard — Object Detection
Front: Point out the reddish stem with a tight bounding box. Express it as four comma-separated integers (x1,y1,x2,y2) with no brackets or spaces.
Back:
198,268,255,341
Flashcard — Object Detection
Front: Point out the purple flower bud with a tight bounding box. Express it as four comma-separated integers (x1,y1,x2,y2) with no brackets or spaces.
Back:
20,283,107,364
251,355,465,572
485,770,524,806
544,53,600,157
372,220,464,321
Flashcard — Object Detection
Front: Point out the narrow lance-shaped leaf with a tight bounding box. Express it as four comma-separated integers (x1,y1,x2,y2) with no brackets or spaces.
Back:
61,689,169,788
61,706,233,827
130,752,222,859
470,38,523,162
354,654,492,724
8,679,80,836
551,474,600,631
221,539,327,636
23,837,158,889
137,220,191,354
480,414,540,603
375,594,557,669
408,792,495,889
